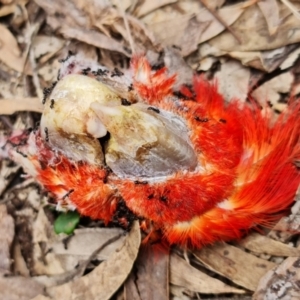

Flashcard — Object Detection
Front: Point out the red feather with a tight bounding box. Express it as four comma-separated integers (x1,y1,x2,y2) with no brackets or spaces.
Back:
4,55,300,248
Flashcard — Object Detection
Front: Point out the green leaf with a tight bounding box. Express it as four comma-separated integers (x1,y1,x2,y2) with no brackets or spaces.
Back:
54,211,80,234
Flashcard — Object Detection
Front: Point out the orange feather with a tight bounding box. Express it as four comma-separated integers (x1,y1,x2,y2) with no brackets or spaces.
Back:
4,55,300,249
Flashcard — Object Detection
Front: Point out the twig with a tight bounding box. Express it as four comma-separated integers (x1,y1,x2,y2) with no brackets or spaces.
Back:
281,0,300,20
118,0,135,54
198,0,242,44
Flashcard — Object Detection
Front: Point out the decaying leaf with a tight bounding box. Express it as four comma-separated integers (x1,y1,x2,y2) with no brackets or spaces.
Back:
0,204,14,274
251,71,294,111
209,2,300,52
144,2,247,56
125,243,169,300
0,98,43,115
32,221,141,300
258,0,280,36
134,0,178,17
170,253,245,294
0,276,45,300
194,243,276,291
253,256,300,299
238,232,300,257
0,160,20,196
0,24,27,73
214,59,250,102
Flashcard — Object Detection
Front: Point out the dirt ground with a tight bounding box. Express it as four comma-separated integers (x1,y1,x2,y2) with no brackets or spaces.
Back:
1,0,300,299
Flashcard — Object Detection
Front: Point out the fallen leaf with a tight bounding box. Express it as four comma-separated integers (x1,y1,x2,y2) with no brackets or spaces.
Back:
253,256,300,299
228,44,298,72
32,221,141,300
145,3,247,55
60,27,131,57
170,253,245,294
0,160,20,196
214,59,250,102
238,233,300,257
135,0,178,17
0,0,28,17
0,276,45,300
251,71,294,111
205,0,226,9
0,98,43,114
0,204,14,274
32,35,65,62
34,0,131,56
209,2,300,52
258,0,280,36
125,243,169,300
49,227,127,272
0,24,26,73
280,46,300,69
194,243,276,291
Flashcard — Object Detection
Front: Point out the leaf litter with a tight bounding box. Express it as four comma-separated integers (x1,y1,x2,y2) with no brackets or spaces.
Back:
1,0,300,299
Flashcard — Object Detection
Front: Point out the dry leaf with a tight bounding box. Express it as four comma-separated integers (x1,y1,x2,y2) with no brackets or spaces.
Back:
238,233,300,257
125,243,169,300
0,0,28,17
251,71,294,111
32,221,141,300
0,276,45,300
228,44,298,72
198,2,247,44
0,24,26,72
258,0,280,35
170,253,245,294
32,35,65,62
214,59,250,102
0,160,20,196
146,14,209,56
209,2,300,52
60,27,131,57
49,227,126,273
135,0,177,17
205,0,226,9
280,46,300,69
253,256,300,299
0,204,14,274
194,243,276,291
145,3,247,55
34,0,131,56
0,98,43,114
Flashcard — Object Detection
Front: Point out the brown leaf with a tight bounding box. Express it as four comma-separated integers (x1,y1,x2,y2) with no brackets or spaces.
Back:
60,27,131,57
209,2,300,52
194,243,276,291
253,256,300,299
0,24,26,72
170,253,245,294
146,14,209,56
238,233,300,257
32,221,141,300
258,0,280,36
0,205,14,274
34,0,131,56
251,71,294,111
228,44,298,72
0,160,20,196
135,0,177,17
0,98,43,115
125,243,169,300
0,276,45,300
214,59,250,102
32,35,65,62
0,0,28,17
